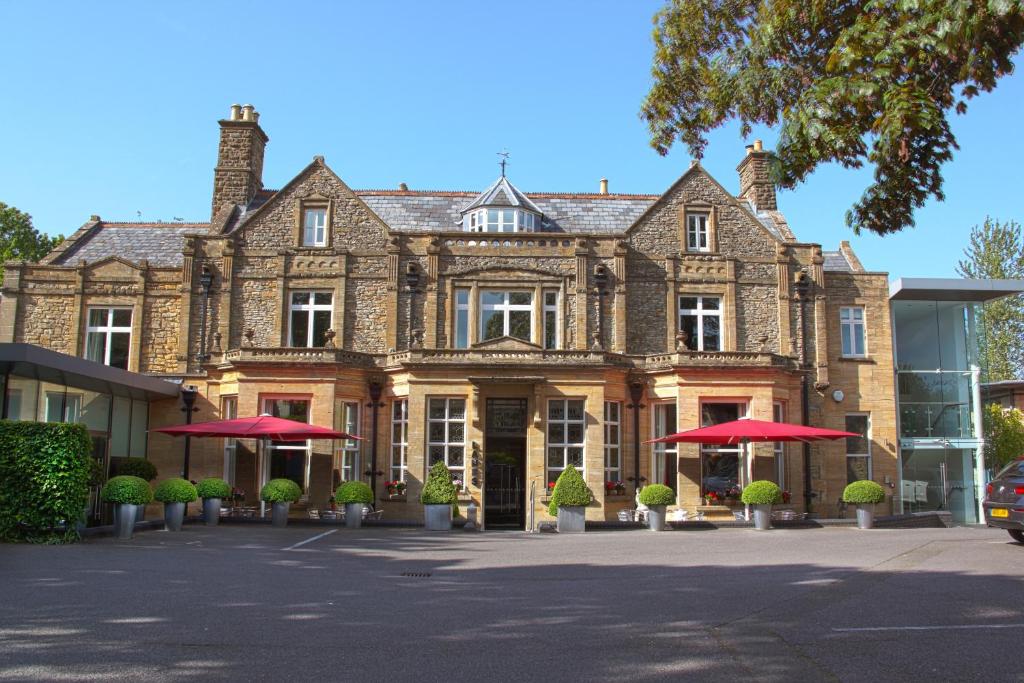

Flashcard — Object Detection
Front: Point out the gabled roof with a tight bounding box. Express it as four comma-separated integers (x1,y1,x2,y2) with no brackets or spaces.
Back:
823,250,854,273
51,222,209,267
459,176,543,215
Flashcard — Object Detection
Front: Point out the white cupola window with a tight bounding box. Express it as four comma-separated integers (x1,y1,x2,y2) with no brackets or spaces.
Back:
459,176,543,233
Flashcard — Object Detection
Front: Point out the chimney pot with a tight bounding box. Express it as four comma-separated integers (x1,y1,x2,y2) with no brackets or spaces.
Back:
399,182,409,191
241,104,254,121
599,178,608,195
229,104,241,121
753,139,763,152
252,110,260,123
89,215,101,222
745,144,755,156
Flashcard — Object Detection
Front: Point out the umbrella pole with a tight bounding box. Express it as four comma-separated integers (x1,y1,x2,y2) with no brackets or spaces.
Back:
744,437,751,522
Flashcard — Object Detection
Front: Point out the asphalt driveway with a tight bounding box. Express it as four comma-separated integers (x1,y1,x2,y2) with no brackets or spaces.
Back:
1,524,1022,682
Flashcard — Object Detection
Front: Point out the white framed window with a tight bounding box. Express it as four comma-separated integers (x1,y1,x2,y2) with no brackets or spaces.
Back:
678,296,722,351
604,401,621,484
845,413,871,483
686,213,709,252
336,400,360,483
518,211,537,232
773,401,786,490
543,290,559,350
547,399,585,480
701,401,748,495
390,400,409,482
427,398,467,488
222,396,238,485
262,397,311,493
467,208,537,233
454,288,470,349
480,290,533,342
652,402,677,490
85,307,132,369
840,306,867,357
289,291,333,347
302,208,327,247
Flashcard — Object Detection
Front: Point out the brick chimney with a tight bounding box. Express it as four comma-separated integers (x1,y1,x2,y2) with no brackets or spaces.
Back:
211,104,269,219
736,139,776,211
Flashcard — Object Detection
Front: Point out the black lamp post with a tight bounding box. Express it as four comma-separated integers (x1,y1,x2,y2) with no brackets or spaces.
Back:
180,385,199,481
197,266,214,364
365,379,385,507
406,263,421,349
627,380,646,496
794,269,813,512
593,265,608,350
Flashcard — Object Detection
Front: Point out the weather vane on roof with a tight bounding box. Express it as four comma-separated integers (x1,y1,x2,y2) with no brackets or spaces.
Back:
497,150,510,177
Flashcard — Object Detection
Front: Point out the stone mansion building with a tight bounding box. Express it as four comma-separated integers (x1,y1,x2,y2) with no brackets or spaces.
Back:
0,105,896,527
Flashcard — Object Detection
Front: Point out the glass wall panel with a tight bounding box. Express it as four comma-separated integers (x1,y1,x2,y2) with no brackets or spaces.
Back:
893,300,940,370
901,447,978,524
79,390,110,433
5,375,38,421
110,397,131,457
130,400,148,457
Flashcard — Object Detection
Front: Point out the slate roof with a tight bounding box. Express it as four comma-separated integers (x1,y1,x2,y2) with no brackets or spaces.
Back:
823,250,854,273
53,223,209,267
357,190,657,234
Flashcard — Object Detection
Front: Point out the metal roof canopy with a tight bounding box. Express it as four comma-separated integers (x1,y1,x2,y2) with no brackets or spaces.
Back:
0,343,180,401
889,277,1024,302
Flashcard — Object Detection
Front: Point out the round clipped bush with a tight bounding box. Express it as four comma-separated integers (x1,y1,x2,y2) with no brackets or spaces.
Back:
261,478,302,503
547,465,592,516
842,480,886,505
335,481,373,505
115,457,157,482
153,478,198,504
740,480,782,506
101,476,153,505
638,483,675,507
420,461,458,505
195,477,232,500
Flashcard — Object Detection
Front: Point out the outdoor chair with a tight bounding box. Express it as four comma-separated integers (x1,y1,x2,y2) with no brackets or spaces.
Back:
307,509,320,520
362,506,383,521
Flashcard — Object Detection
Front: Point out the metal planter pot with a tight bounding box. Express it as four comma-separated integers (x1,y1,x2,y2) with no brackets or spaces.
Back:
557,506,586,533
271,501,290,527
646,505,667,531
345,503,364,528
752,504,772,530
113,503,139,540
134,505,146,524
203,497,222,527
163,502,185,532
856,505,874,530
423,504,452,531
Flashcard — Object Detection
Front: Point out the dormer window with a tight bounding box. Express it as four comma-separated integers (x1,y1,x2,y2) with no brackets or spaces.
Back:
459,176,543,233
303,208,327,247
465,208,537,233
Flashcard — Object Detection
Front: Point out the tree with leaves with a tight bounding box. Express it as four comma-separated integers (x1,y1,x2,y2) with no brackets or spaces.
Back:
983,403,1024,470
957,217,1024,380
641,1,1024,236
0,202,63,263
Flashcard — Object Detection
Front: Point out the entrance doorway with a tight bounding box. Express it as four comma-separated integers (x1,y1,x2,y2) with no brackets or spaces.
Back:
484,398,528,529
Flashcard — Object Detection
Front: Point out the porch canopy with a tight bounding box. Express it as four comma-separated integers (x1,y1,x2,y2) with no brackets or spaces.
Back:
152,415,360,441
645,418,857,445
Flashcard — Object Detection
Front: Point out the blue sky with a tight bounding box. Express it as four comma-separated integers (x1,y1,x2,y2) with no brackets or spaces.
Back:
1,1,1021,278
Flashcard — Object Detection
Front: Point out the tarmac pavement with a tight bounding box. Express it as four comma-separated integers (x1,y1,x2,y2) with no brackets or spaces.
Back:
1,524,1022,682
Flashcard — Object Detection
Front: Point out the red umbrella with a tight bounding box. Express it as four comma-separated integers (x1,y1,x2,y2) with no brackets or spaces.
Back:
645,418,857,445
152,415,360,442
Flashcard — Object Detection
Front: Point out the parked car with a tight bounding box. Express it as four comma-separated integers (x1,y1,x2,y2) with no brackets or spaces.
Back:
983,457,1024,544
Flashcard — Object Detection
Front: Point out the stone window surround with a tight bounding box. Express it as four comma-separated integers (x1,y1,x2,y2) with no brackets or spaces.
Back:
278,278,345,348
447,276,566,349
673,282,734,352
293,195,334,250
336,399,361,484
604,400,622,484
839,304,868,358
260,393,314,491
390,398,409,483
650,401,678,493
677,294,723,352
287,289,333,348
426,396,467,489
81,301,141,373
680,203,718,253
546,397,587,482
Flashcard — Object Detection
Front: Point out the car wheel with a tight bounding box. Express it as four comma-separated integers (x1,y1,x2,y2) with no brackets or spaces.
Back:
1009,529,1024,544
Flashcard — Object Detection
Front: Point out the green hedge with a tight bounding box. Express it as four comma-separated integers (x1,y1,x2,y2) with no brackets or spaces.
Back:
195,477,232,499
740,480,782,505
843,480,885,504
0,420,93,543
638,483,675,506
114,457,158,482
548,466,592,516
153,478,198,504
101,476,153,505
261,478,302,503
421,461,458,505
335,481,373,505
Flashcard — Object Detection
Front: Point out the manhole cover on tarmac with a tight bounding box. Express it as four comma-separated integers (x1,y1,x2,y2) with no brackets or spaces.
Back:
400,571,432,578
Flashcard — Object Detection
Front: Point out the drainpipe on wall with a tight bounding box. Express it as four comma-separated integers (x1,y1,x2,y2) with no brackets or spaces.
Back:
366,379,384,508
628,380,645,496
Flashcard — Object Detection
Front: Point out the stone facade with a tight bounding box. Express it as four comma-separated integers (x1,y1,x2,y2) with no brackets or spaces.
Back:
0,108,898,526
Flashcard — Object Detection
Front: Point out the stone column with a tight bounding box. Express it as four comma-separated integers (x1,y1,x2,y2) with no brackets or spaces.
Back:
613,240,627,353
664,254,677,352
776,244,791,356
424,240,439,348
574,241,588,350
218,240,234,353
176,239,195,373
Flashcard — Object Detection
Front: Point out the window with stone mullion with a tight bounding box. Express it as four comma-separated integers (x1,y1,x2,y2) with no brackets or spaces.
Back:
480,290,533,342
84,307,132,369
390,400,409,483
547,399,586,482
678,295,721,351
289,291,332,348
427,397,466,488
604,401,621,484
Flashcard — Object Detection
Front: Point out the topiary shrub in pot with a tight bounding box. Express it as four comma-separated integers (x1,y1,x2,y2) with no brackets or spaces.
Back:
335,481,374,529
638,484,675,531
153,478,197,532
843,480,886,529
740,480,782,531
261,478,302,527
421,461,458,531
547,466,592,533
101,476,153,540
195,478,232,527
114,458,157,523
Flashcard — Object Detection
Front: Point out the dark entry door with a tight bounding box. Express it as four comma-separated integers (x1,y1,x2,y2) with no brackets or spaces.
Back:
484,399,527,529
